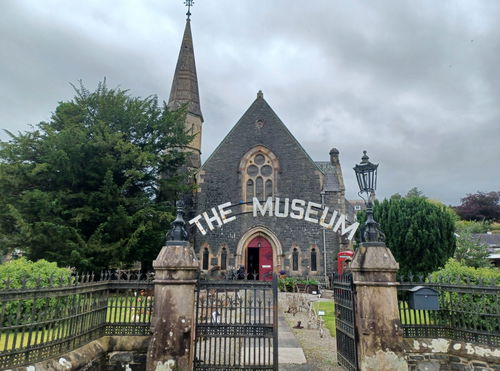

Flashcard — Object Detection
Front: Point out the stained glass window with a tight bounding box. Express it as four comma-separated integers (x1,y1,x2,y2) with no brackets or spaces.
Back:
265,179,273,198
247,179,254,199
243,150,276,202
256,177,264,200
261,165,273,176
254,154,265,165
247,165,259,176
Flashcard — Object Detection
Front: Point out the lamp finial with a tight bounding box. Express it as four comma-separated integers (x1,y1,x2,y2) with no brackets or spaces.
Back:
166,200,189,243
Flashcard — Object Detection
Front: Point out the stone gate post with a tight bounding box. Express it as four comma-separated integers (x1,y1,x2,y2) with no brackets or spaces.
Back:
350,242,408,371
146,202,199,371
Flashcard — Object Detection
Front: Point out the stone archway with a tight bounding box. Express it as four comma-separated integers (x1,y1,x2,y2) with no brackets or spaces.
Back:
235,226,283,275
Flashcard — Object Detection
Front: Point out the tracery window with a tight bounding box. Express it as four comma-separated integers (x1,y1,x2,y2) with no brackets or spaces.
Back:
241,148,278,202
311,248,317,271
292,248,299,271
221,247,227,270
202,248,209,270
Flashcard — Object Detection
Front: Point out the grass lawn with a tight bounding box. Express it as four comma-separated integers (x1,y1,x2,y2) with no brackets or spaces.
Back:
399,301,434,325
308,300,436,338
0,296,151,351
312,301,336,337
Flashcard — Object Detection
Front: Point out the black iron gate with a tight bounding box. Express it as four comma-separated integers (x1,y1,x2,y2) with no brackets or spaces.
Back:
333,272,358,371
193,274,278,370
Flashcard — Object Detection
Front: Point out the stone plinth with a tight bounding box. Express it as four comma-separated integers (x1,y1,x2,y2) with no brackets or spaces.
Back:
350,242,408,371
146,241,199,371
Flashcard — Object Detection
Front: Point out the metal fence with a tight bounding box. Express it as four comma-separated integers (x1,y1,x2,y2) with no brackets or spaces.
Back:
0,271,154,369
333,272,358,371
397,274,499,348
193,274,278,370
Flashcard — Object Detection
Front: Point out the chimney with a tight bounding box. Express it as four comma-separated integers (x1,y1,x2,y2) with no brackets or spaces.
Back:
329,148,340,165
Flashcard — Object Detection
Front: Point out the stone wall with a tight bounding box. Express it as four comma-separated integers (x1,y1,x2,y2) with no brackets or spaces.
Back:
405,338,500,371
14,336,149,371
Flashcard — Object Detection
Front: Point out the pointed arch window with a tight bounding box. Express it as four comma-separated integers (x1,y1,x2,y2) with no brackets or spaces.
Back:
292,248,299,271
265,179,273,199
240,147,279,203
221,247,227,270
247,180,254,200
311,248,317,271
256,177,264,199
202,248,209,270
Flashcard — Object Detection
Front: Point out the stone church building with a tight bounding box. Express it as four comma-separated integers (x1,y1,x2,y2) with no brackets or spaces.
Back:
167,16,355,282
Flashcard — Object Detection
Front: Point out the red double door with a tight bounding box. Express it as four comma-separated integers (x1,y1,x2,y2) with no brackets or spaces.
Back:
247,236,273,281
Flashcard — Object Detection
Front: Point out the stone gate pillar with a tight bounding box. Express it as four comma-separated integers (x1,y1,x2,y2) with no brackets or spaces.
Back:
350,242,408,371
146,202,199,371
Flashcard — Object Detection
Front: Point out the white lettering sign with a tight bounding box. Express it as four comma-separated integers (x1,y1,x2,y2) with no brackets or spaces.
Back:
188,197,359,240
253,197,273,217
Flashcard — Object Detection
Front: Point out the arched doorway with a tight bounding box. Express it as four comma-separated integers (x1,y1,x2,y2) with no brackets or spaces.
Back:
236,226,283,279
247,236,273,281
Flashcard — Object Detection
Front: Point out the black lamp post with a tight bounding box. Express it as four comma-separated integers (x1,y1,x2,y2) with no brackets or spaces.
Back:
353,151,381,242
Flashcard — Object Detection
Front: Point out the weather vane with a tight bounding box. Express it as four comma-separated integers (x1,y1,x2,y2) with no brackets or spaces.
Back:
184,0,194,19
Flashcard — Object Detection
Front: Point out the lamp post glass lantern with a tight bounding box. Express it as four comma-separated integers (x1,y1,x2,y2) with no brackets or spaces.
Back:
353,151,382,242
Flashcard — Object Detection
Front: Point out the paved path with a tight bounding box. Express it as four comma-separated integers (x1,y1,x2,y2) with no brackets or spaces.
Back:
278,310,307,365
278,311,343,370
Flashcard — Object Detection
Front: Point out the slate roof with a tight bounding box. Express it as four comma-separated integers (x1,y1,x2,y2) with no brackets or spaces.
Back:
471,233,500,247
345,200,356,223
202,91,322,173
315,161,341,192
168,19,203,119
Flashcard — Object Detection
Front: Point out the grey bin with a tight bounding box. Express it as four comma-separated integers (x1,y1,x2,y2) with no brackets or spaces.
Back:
408,286,439,310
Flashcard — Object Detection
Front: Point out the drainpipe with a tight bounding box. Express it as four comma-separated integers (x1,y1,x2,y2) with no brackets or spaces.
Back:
320,190,328,286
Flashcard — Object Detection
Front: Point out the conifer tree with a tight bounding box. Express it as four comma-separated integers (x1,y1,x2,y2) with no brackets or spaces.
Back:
358,197,456,275
0,82,192,271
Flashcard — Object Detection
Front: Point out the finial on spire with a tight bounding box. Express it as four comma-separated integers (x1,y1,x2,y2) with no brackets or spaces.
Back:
257,90,263,99
184,0,194,19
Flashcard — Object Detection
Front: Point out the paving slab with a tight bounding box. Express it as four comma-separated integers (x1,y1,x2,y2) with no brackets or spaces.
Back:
278,310,307,365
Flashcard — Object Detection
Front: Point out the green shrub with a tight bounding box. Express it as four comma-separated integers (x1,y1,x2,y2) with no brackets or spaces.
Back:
0,257,71,289
279,277,297,292
429,258,500,285
278,277,319,292
0,258,71,325
428,259,499,333
455,220,491,234
298,278,319,286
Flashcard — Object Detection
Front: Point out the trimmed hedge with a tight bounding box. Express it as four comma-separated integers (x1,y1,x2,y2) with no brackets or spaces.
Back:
278,277,319,292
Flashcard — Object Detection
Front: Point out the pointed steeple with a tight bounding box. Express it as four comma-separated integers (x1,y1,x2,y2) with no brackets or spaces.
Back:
168,18,203,120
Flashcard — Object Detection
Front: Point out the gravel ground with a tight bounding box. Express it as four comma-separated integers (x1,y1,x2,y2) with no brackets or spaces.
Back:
279,293,344,371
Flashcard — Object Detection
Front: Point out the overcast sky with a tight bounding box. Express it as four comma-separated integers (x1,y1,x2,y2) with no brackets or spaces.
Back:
1,0,499,205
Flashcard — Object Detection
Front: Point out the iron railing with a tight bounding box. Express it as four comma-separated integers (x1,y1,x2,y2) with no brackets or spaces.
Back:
333,272,358,371
397,274,499,348
0,271,154,369
193,274,279,370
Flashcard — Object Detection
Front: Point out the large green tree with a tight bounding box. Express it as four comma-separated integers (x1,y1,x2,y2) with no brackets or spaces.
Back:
454,191,500,222
0,82,192,272
358,197,456,276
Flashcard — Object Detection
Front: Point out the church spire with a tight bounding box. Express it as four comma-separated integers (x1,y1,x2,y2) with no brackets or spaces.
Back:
168,3,203,120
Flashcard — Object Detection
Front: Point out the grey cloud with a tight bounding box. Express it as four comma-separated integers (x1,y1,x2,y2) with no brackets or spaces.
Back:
0,0,498,206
